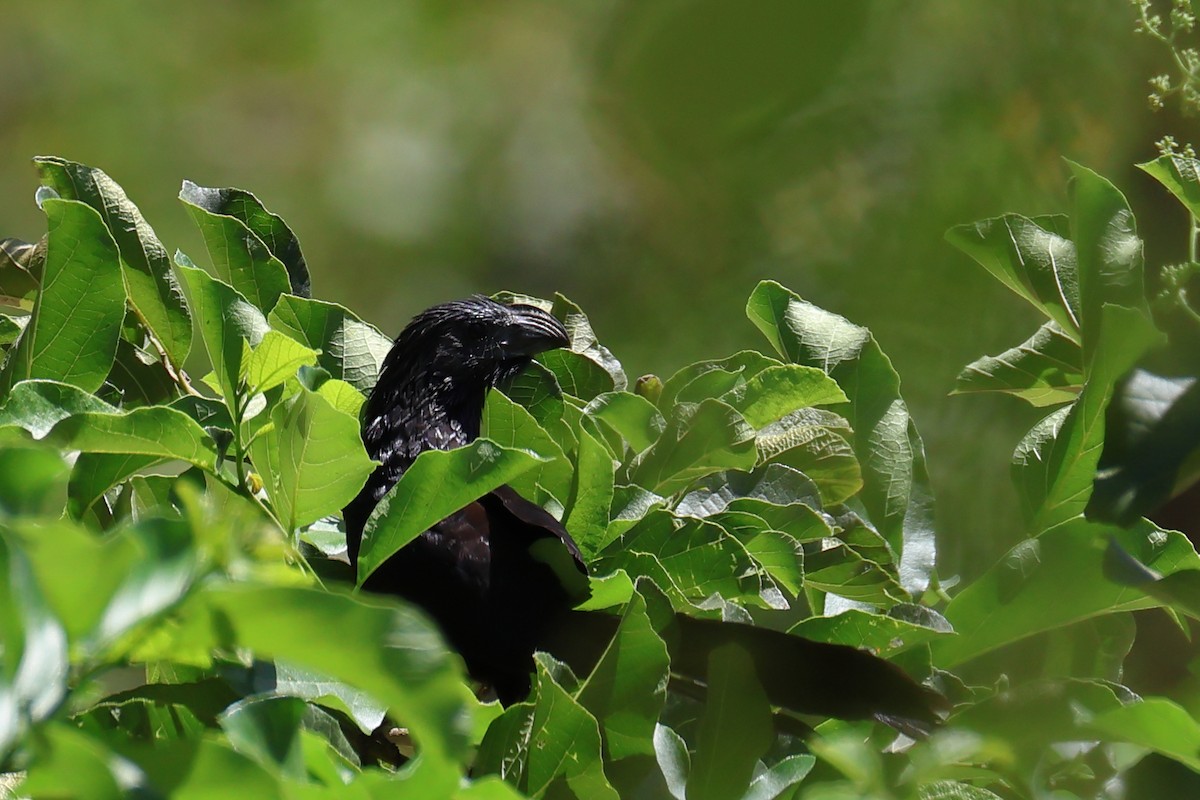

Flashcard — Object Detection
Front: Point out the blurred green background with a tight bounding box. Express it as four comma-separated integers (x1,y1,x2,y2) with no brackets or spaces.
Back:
1,1,1185,576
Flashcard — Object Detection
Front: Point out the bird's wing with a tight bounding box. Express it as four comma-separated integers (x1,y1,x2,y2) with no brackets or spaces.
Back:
482,485,591,606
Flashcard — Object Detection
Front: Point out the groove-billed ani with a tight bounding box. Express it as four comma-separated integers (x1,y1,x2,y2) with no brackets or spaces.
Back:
344,296,945,736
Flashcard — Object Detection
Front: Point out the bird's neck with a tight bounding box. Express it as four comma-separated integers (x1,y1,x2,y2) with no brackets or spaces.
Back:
363,367,488,478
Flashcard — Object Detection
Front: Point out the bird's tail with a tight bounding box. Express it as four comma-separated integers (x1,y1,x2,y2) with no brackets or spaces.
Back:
545,611,947,738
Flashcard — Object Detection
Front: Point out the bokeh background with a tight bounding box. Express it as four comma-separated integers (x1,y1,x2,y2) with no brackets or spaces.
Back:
1,1,1188,577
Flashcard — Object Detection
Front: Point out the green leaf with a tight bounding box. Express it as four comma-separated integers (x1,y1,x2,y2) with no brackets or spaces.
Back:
803,539,907,606
789,606,952,655
747,280,936,594
653,724,690,800
356,440,546,584
932,517,1200,667
0,197,125,394
0,533,69,758
501,362,566,428
584,391,666,454
122,736,287,798
953,321,1083,407
658,351,779,411
1087,698,1200,771
0,314,28,346
919,781,1006,800
1102,537,1200,621
267,294,393,394
67,453,161,519
180,183,311,297
180,181,292,313
574,586,669,760
686,643,774,800
719,364,847,427
537,348,617,401
1068,161,1151,362
243,329,320,394
271,661,387,734
630,399,758,496
19,516,197,650
945,213,1081,336
1087,370,1200,526
564,426,616,560
676,463,822,517
0,446,69,518
598,509,782,609
107,338,179,406
475,654,619,800
0,379,114,438
743,754,816,800
44,406,219,472
1013,305,1163,532
19,725,127,799
755,408,862,505
0,236,43,309
482,389,573,505
219,695,308,780
35,156,192,366
182,583,472,767
176,260,270,404
1139,154,1200,227
249,380,375,532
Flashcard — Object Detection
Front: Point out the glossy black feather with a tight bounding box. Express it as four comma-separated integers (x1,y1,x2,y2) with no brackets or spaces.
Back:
344,296,946,731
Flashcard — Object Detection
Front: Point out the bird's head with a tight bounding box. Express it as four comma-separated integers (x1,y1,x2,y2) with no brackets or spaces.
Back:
367,296,570,429
395,295,569,385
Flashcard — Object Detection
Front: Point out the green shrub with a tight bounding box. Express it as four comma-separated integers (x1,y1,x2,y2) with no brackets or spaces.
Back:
0,153,1198,798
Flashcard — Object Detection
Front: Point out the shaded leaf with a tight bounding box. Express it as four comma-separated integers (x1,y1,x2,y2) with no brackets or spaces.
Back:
0,236,42,308
475,654,619,800
755,408,862,505
1138,154,1200,220
1088,370,1200,526
1068,161,1151,362
686,643,774,800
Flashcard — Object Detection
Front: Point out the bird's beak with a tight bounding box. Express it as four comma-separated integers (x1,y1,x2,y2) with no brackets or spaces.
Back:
503,305,571,357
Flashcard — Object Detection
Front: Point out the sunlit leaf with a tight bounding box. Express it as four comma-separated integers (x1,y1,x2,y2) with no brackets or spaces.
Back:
953,321,1083,407
179,181,292,312
35,156,192,366
356,439,546,584
268,294,392,394
747,280,935,594
0,197,125,394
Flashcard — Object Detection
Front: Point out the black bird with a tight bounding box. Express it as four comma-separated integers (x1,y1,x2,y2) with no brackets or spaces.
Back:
343,296,945,735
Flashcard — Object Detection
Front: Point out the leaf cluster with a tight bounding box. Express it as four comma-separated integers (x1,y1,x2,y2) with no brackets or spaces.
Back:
0,156,1198,799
